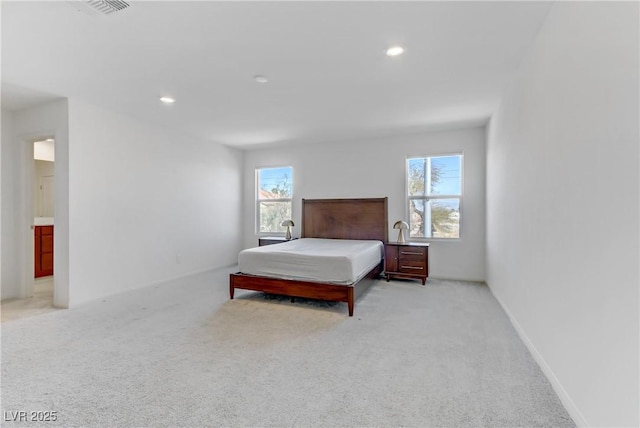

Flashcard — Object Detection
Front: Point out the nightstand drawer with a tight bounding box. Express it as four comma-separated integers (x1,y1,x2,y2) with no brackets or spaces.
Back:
399,260,427,274
399,247,427,258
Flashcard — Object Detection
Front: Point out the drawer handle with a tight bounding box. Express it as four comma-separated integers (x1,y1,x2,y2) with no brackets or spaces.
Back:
400,251,423,255
400,266,424,270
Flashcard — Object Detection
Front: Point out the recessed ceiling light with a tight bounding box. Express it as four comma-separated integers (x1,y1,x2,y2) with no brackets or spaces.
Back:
45,138,54,142
386,46,405,57
254,75,268,83
160,96,175,104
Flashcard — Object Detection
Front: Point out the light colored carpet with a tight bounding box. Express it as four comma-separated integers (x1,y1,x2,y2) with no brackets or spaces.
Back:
1,267,574,427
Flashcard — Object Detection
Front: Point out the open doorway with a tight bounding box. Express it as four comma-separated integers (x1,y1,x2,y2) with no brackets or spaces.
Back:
0,138,57,322
33,138,55,303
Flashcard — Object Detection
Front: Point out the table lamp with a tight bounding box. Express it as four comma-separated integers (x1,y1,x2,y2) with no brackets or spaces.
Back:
393,220,409,244
281,219,295,240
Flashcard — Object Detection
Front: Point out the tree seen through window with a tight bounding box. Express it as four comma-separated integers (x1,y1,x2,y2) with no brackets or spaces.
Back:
257,166,293,233
408,155,462,239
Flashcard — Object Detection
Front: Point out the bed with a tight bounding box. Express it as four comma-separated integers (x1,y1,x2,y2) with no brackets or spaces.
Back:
230,197,388,316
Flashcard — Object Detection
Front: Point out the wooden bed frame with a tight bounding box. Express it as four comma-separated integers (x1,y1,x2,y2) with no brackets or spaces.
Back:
230,197,388,316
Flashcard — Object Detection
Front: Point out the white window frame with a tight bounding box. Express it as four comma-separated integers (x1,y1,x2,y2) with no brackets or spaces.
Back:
255,166,293,236
406,153,463,240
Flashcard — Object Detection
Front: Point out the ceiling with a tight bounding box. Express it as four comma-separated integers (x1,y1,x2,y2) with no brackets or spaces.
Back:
1,1,552,149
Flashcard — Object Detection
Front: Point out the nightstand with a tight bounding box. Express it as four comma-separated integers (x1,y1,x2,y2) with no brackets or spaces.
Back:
258,236,295,246
384,242,430,285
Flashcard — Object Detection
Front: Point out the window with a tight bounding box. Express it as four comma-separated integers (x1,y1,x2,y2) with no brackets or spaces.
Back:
407,155,462,239
256,166,293,234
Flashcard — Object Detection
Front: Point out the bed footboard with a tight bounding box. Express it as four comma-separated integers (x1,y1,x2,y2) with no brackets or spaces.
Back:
229,261,382,316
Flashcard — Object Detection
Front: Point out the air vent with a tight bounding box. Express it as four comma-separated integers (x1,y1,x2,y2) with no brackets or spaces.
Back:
68,0,130,16
86,0,129,14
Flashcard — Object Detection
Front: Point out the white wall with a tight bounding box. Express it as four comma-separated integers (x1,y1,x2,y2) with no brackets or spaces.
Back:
1,100,70,306
1,109,16,299
486,2,638,427
2,98,243,307
34,160,55,217
67,99,243,305
243,127,486,281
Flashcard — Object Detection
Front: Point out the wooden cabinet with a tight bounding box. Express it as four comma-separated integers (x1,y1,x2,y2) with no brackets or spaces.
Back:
384,242,429,285
35,225,54,278
259,236,295,246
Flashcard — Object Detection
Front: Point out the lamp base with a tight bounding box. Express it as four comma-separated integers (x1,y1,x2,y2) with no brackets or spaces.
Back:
397,229,405,244
285,227,292,240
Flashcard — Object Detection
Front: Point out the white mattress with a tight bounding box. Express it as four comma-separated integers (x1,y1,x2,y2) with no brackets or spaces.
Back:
238,238,384,285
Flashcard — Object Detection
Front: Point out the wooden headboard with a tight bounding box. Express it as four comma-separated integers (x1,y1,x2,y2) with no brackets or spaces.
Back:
301,198,388,242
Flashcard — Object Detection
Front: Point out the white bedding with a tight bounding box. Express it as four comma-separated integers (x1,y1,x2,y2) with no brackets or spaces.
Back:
238,238,384,285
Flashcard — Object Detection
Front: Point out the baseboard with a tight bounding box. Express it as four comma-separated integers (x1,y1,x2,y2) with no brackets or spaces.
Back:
428,274,486,283
126,263,242,293
487,284,589,428
141,264,229,285
70,263,236,307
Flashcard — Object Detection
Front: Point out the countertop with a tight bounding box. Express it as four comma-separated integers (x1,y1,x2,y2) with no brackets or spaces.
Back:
34,217,54,226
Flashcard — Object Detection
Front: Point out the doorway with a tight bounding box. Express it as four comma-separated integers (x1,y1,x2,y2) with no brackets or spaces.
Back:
0,138,57,322
32,139,55,301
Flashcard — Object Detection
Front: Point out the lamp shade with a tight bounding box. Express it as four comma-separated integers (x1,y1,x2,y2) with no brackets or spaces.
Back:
281,219,295,240
393,220,409,243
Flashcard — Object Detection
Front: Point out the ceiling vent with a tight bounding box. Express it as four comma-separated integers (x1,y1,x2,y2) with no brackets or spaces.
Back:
68,0,130,16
